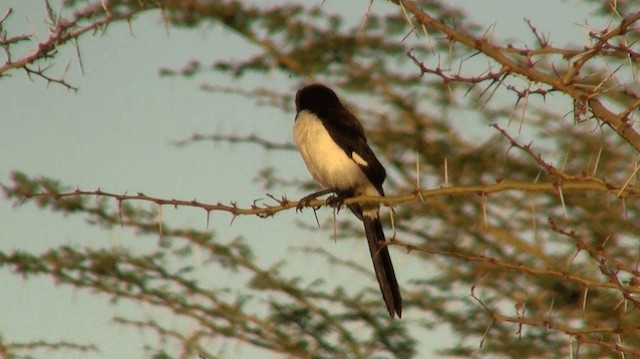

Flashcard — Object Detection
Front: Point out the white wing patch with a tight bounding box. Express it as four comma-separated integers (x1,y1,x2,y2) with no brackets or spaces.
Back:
351,152,369,167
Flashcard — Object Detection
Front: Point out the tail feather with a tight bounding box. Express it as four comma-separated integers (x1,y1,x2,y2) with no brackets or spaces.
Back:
363,210,402,318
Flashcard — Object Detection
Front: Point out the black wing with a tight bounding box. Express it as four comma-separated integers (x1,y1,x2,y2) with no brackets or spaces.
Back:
321,106,386,195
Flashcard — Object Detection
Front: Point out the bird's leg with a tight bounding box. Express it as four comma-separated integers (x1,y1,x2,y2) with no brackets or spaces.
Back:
325,193,347,213
296,189,335,212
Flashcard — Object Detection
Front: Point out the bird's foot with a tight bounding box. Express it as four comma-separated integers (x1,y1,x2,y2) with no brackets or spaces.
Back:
296,194,320,213
296,189,334,213
325,194,346,213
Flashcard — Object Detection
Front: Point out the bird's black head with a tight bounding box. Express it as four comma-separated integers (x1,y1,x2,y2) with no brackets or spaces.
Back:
295,84,342,114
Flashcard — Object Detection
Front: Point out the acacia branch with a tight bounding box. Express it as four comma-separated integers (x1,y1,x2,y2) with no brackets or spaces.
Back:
173,132,296,151
5,178,639,219
395,0,640,152
470,288,640,355
0,2,157,88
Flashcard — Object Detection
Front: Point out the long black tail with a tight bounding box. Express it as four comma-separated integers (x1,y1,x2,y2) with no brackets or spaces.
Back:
362,210,402,318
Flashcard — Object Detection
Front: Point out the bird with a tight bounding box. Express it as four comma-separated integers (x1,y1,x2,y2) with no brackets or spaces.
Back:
293,83,402,318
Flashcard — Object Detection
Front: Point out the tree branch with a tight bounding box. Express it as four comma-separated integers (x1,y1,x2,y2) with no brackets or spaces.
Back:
4,177,639,220
394,0,640,152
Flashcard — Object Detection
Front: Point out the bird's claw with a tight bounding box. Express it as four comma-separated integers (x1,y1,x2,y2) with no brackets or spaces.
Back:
296,189,334,213
296,194,321,213
326,194,345,212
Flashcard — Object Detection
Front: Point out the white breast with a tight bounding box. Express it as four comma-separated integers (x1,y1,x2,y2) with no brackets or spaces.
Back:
294,110,374,194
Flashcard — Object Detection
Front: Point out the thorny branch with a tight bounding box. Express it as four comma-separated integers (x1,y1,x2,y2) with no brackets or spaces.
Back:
173,133,296,151
0,2,155,90
4,177,640,219
396,0,640,152
491,123,573,180
470,287,640,355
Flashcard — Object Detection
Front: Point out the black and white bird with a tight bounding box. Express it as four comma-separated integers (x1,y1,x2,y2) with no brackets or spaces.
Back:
293,83,402,318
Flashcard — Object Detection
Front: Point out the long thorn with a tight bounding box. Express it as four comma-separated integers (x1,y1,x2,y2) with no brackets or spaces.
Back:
616,161,640,198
